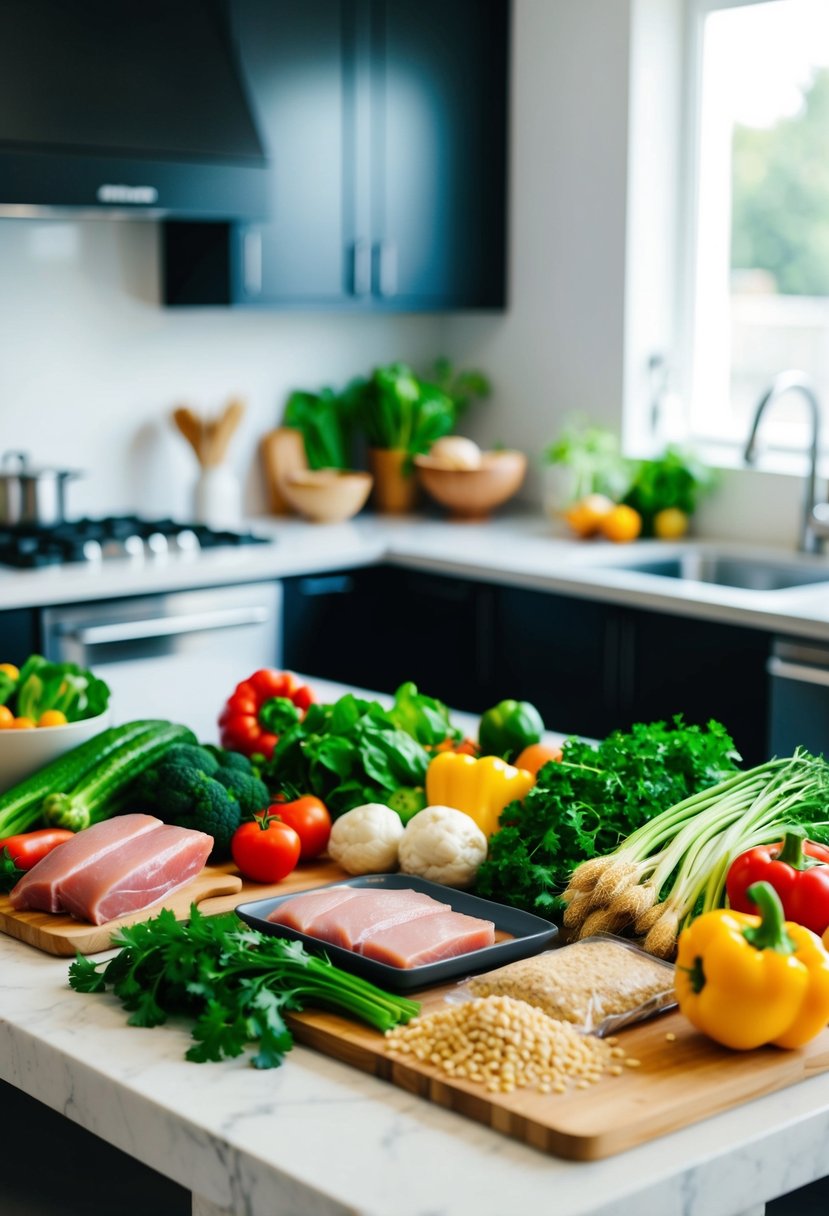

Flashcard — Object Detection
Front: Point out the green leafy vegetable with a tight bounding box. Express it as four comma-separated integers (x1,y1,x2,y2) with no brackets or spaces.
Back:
0,848,25,894
13,655,110,723
544,419,632,501
69,906,420,1068
264,684,455,816
351,362,456,461
623,445,715,531
283,387,354,470
474,717,741,916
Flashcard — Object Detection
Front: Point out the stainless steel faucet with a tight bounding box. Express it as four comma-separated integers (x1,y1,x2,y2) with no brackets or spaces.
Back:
743,370,825,554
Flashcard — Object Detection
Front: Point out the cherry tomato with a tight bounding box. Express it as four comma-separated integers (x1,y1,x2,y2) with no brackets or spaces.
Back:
231,818,301,883
37,710,68,728
10,717,35,729
0,663,19,680
0,705,13,727
0,829,74,870
261,796,331,860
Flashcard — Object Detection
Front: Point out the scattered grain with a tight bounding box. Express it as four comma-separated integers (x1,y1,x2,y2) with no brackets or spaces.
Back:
385,995,625,1095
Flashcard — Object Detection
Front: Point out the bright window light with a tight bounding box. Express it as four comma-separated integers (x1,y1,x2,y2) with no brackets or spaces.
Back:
690,0,829,451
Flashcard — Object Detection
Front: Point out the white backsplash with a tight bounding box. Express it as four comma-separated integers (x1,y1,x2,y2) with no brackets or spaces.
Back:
0,218,441,520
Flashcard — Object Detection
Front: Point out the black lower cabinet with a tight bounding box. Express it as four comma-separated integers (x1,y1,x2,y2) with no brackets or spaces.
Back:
282,570,773,759
618,607,771,767
491,586,617,740
0,609,39,663
282,565,494,711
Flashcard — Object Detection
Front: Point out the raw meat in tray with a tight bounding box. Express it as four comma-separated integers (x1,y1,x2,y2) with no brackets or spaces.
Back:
268,885,495,967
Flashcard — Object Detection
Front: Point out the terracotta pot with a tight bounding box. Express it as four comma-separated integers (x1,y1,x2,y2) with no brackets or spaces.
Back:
368,447,419,513
259,427,308,515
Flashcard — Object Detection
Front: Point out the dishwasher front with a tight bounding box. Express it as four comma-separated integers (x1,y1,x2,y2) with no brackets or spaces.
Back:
768,637,829,758
42,582,281,743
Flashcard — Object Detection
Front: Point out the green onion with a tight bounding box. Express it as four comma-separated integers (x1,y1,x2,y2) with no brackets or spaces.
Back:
563,750,829,957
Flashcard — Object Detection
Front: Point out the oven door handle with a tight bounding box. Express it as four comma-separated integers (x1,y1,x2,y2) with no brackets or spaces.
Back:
767,656,829,689
62,606,271,647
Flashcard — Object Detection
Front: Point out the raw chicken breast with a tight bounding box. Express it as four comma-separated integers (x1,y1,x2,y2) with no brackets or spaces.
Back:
360,910,495,968
267,886,373,933
58,823,214,924
10,814,162,913
308,889,446,950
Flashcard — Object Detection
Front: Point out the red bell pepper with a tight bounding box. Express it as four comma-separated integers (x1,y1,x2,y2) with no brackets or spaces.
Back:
218,669,314,760
726,828,829,937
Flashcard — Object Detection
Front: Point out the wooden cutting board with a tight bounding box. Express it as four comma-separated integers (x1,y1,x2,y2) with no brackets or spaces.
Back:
288,997,829,1161
0,857,350,956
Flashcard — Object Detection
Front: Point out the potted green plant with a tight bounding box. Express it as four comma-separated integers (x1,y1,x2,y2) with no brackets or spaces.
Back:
349,363,455,512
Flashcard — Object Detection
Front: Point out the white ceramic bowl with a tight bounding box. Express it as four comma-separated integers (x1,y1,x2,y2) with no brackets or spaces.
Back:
0,710,112,795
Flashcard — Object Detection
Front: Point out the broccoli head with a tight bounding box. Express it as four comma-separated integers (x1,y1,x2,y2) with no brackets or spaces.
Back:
131,749,241,859
210,747,253,774
214,767,270,818
162,743,221,776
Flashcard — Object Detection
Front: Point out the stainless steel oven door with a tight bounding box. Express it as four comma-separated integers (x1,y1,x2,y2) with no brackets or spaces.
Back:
42,583,281,743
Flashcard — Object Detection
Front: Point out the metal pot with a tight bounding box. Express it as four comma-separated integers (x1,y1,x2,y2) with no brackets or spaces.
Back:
0,451,82,526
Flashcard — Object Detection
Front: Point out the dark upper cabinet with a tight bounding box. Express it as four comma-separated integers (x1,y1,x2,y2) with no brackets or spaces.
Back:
163,0,508,310
369,0,508,307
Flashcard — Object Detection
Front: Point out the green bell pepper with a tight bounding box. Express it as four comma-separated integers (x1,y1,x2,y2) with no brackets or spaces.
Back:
478,699,544,762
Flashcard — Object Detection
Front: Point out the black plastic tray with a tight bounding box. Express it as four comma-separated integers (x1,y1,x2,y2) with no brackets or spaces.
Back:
236,874,558,992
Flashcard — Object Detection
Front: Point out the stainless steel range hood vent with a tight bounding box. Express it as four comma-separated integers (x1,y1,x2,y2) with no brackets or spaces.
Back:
0,0,267,221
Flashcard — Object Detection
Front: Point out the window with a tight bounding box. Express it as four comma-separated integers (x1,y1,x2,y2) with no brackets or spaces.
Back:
687,0,829,453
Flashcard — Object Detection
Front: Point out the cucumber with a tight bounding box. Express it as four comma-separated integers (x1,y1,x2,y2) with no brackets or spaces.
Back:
0,719,171,839
43,721,196,831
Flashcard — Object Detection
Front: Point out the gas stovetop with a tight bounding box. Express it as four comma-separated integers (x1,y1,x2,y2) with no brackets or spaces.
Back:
0,516,273,569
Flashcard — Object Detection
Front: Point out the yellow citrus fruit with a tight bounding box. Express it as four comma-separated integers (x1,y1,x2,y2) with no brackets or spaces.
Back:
563,494,614,538
599,504,642,543
654,507,690,540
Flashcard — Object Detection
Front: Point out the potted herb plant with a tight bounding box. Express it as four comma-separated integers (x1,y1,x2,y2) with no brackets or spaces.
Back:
351,363,456,513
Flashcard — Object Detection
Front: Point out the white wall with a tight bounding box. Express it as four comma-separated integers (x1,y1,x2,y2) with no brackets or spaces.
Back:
0,219,440,520
443,0,634,508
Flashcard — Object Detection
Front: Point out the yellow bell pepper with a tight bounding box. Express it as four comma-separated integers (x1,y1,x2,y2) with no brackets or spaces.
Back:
675,880,829,1050
425,751,535,838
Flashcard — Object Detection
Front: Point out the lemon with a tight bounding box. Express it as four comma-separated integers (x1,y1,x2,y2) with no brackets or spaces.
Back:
654,507,690,540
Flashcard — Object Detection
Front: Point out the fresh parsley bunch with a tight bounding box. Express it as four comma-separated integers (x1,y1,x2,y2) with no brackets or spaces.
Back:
69,906,419,1068
474,718,740,916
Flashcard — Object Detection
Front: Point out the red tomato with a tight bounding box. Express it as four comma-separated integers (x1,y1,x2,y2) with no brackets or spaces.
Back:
231,818,301,884
0,828,74,870
261,797,331,860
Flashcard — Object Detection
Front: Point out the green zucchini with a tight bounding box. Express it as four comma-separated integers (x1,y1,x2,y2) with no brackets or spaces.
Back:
0,719,170,839
43,721,196,831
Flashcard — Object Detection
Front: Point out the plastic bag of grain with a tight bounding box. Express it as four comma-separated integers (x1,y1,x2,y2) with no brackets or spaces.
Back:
459,934,676,1035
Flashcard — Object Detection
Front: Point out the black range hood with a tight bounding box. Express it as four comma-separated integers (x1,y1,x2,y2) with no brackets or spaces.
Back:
0,0,267,220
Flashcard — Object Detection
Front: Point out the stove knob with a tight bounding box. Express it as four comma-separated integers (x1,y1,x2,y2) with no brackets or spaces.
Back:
173,529,201,555
124,535,145,560
146,532,169,557
81,540,103,563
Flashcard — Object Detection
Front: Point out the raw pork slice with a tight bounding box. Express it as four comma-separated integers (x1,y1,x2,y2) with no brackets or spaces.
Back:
360,910,495,968
10,814,162,913
267,886,373,933
57,823,213,925
308,889,446,950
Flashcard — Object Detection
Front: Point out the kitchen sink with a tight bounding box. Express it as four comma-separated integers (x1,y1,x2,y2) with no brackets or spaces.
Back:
588,550,829,592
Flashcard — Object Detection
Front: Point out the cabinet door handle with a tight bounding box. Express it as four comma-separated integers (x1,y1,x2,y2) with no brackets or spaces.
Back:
243,230,263,296
352,240,371,296
375,240,398,298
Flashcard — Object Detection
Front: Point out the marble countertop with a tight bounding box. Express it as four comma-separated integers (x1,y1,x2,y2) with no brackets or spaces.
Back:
4,512,829,643
3,895,829,1216
0,678,827,1216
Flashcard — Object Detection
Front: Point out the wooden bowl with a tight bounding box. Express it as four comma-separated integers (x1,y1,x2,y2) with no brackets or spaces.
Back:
282,469,373,523
415,450,527,520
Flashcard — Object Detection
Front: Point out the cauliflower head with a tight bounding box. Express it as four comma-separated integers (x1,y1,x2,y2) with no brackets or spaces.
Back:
398,805,487,889
327,803,404,875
